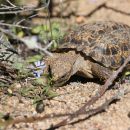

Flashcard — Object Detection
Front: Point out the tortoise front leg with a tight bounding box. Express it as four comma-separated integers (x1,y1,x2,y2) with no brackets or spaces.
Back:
72,56,113,81
91,62,113,81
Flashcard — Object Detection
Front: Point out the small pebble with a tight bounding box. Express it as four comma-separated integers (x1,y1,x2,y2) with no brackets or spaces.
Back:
36,101,45,113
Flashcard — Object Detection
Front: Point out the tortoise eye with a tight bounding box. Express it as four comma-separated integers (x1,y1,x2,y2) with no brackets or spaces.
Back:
60,75,67,79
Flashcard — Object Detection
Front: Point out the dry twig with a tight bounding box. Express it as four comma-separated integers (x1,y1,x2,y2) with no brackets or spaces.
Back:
0,0,50,14
69,88,130,126
0,22,31,29
0,112,71,129
0,28,53,56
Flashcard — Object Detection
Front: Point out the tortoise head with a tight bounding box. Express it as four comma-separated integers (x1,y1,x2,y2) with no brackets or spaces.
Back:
50,61,72,87
44,51,78,87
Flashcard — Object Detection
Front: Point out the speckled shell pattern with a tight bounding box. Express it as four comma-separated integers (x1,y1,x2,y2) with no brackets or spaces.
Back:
62,21,130,69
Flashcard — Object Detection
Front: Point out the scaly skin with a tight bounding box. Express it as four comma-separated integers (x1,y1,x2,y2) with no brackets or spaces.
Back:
44,51,113,87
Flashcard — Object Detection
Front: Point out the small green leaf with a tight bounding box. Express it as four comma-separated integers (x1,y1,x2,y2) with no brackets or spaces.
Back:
33,78,45,86
46,90,58,98
13,62,24,70
125,71,130,76
17,31,24,37
26,55,43,63
32,26,43,34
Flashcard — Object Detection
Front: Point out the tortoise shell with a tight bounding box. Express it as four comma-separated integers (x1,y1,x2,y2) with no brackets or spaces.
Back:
59,21,130,69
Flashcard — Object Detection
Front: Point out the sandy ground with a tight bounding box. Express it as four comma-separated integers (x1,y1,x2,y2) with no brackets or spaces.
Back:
1,0,130,130
0,82,130,130
50,0,130,26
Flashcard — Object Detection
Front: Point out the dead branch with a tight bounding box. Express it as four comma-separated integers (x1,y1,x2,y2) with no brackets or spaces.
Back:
0,28,53,56
0,112,70,129
69,88,130,126
49,54,130,129
0,0,50,15
0,22,31,29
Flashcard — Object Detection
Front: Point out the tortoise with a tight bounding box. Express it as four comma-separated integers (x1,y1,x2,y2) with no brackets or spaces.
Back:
43,21,130,87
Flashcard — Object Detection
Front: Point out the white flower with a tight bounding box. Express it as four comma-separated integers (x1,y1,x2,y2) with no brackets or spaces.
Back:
31,61,46,78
